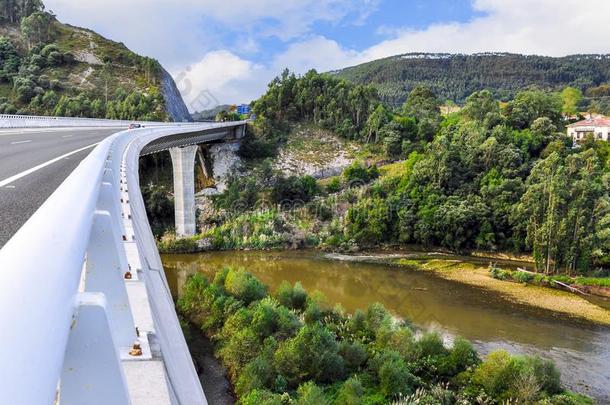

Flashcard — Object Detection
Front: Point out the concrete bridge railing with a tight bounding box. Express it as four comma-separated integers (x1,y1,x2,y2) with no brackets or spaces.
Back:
0,121,247,404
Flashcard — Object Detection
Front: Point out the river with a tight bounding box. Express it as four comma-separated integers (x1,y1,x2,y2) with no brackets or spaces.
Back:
162,250,610,402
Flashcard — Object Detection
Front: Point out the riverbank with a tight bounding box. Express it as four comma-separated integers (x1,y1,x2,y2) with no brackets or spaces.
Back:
396,258,610,327
182,321,235,405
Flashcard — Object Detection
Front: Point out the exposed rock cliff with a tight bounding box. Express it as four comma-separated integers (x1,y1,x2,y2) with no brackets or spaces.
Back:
160,67,192,122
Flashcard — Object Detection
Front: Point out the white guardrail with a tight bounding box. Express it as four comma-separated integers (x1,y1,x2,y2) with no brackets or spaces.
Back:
0,121,247,404
0,113,183,128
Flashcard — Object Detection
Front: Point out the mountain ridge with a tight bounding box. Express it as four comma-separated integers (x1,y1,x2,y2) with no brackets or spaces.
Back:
333,52,610,109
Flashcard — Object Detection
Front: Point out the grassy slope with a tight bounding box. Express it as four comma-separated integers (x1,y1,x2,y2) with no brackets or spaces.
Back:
52,22,155,98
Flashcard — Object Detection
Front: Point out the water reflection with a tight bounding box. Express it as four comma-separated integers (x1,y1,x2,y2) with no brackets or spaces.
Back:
163,250,610,402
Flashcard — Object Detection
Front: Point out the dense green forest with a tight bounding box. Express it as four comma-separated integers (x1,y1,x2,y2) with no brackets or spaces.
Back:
334,53,610,111
174,69,610,278
0,0,169,120
178,268,592,404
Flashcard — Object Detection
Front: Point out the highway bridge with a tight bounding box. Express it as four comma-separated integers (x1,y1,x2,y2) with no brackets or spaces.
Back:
0,115,247,404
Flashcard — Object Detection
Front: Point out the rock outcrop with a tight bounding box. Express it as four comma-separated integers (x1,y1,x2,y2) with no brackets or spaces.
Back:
160,67,193,123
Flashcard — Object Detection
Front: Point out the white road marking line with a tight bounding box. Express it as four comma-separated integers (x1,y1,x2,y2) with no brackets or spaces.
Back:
10,140,32,145
61,135,73,138
3,185,15,189
0,142,100,188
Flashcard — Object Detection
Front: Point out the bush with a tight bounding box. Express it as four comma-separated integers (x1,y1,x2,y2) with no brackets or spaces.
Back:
240,389,286,405
46,50,64,66
274,323,345,387
471,350,562,401
338,340,368,371
342,161,379,187
335,376,364,405
548,393,595,405
250,297,299,340
224,268,268,304
235,338,279,397
472,350,517,398
416,331,448,358
325,177,341,193
14,76,36,103
344,197,391,245
205,210,288,250
489,266,511,280
40,43,60,57
276,281,308,311
296,382,330,405
308,200,333,221
176,273,209,317
219,328,261,379
157,233,200,254
272,175,319,204
513,270,534,283
440,337,479,376
365,302,392,332
378,352,417,397
376,326,415,359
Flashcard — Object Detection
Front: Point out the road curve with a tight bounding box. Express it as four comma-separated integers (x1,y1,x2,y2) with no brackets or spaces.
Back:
0,127,124,248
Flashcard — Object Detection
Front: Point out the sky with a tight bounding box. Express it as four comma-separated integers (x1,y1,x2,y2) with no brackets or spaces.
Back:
44,0,610,112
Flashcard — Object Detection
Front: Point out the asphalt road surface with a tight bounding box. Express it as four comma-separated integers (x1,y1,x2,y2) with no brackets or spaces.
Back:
0,127,124,248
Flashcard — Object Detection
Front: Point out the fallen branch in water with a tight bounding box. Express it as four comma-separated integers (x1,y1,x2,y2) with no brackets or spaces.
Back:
552,280,590,296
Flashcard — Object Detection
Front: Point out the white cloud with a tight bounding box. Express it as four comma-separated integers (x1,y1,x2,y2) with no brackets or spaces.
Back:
177,37,363,110
174,51,267,111
362,0,610,59
272,36,362,73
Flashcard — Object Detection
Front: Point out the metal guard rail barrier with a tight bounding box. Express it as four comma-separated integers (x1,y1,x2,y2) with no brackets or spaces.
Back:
0,113,196,128
0,121,247,404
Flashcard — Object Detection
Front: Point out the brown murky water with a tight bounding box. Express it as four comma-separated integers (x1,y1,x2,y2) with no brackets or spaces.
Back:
162,250,610,402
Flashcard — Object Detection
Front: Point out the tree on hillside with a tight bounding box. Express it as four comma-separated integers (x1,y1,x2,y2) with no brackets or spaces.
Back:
402,85,442,141
0,0,44,23
513,149,610,274
252,69,380,142
506,89,563,130
462,89,501,124
20,10,53,48
0,36,21,81
363,104,391,143
560,87,583,117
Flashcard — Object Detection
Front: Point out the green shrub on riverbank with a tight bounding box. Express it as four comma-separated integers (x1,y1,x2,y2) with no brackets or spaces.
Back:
203,210,290,250
489,267,610,289
178,268,591,405
157,232,201,253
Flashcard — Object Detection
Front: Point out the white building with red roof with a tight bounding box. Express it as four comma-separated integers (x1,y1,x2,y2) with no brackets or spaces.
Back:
567,116,610,142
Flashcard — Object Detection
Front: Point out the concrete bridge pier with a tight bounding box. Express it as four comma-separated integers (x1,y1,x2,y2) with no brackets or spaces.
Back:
170,145,198,236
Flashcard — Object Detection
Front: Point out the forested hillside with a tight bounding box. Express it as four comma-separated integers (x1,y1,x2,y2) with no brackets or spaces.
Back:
159,69,610,279
334,53,610,111
0,0,190,121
